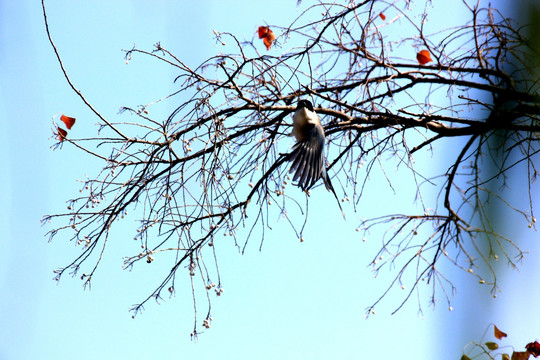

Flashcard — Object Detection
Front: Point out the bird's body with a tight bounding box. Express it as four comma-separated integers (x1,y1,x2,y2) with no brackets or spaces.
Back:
291,102,322,142
289,100,326,190
288,100,345,218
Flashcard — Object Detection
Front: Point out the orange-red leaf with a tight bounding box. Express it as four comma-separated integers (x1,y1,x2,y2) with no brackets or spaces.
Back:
494,325,507,340
60,114,76,130
416,49,432,65
512,351,531,360
379,12,386,20
57,127,68,142
526,341,540,357
263,29,276,50
258,26,269,39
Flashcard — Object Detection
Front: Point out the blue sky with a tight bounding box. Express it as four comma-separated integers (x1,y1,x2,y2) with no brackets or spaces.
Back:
1,1,540,359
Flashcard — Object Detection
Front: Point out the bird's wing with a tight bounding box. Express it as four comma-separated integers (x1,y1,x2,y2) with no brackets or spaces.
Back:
288,123,325,190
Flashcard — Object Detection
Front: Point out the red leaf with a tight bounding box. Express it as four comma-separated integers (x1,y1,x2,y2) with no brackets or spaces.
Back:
257,26,276,50
57,127,68,142
263,29,276,50
416,49,432,65
258,26,269,39
379,12,386,20
60,114,76,130
494,325,507,340
526,341,540,357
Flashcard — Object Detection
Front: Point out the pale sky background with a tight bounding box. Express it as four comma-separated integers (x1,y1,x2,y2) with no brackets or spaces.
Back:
1,1,540,359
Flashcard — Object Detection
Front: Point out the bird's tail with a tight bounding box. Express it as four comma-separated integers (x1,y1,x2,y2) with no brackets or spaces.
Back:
321,167,346,220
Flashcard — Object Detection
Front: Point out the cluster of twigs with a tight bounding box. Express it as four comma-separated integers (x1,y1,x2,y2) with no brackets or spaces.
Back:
42,0,540,334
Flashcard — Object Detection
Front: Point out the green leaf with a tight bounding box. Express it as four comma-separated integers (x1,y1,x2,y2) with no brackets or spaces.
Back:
485,342,499,350
502,354,510,360
460,355,472,360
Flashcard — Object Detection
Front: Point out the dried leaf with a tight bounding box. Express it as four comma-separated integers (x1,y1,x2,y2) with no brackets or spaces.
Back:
512,351,531,360
257,26,276,50
526,341,540,357
379,12,386,20
57,127,68,142
263,29,276,50
416,49,432,65
258,26,269,39
60,114,76,130
494,325,508,340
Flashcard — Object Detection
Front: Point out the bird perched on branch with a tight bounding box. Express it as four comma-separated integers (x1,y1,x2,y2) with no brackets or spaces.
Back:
288,99,345,218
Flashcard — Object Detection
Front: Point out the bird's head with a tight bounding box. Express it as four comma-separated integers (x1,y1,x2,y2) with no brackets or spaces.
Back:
296,99,314,112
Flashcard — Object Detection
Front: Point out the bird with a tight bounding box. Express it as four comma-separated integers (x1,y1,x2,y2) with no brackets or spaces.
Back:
288,99,345,218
